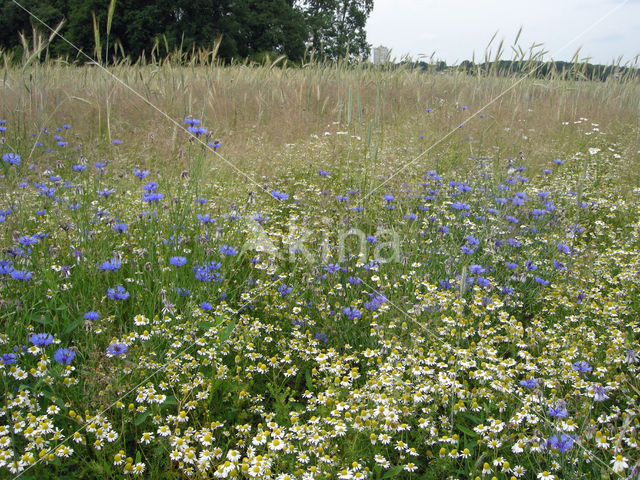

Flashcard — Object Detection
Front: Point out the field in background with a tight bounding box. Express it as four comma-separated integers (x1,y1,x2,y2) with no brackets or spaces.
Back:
0,62,639,479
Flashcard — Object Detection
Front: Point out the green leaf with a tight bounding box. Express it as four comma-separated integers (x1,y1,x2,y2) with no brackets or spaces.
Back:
457,424,478,438
382,465,404,479
198,316,224,331
305,368,313,391
162,395,177,406
198,321,217,330
219,319,236,343
64,318,84,334
31,314,51,325
135,450,141,464
464,412,482,424
135,411,149,426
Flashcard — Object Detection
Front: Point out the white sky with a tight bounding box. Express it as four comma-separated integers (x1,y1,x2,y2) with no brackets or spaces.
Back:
366,0,640,65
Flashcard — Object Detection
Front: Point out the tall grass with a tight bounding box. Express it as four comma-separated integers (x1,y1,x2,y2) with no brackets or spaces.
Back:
1,55,638,187
1,42,639,480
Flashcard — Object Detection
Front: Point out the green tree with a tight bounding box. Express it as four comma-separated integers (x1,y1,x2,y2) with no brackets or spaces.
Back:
299,0,373,60
0,0,369,64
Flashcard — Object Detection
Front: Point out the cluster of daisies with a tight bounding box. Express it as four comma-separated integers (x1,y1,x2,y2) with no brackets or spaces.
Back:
0,112,638,480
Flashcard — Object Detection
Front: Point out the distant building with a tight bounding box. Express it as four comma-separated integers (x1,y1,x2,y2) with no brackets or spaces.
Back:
373,45,390,65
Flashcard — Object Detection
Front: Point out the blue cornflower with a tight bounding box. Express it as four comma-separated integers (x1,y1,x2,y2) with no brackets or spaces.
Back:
547,434,573,453
404,213,417,220
18,235,38,246
133,168,149,179
542,168,552,174
557,242,571,254
525,260,537,271
252,212,269,224
548,405,568,418
107,285,129,300
99,259,121,272
54,348,75,365
99,188,115,197
106,343,128,356
142,192,163,202
505,261,518,270
2,152,20,166
384,194,394,202
507,238,521,248
208,140,221,149
469,264,485,274
572,360,592,374
592,385,609,402
343,307,362,320
451,202,470,211
188,126,207,136
200,302,213,311
347,276,361,284
535,276,549,286
271,190,289,200
113,222,128,233
461,246,475,255
323,263,341,274
219,245,237,256
364,294,387,311
314,332,328,343
439,278,453,290
111,139,122,145
84,311,99,320
1,353,17,365
169,256,187,267
366,235,377,244
553,158,565,165
501,285,514,295
143,181,158,192
10,270,32,281
465,235,479,246
278,285,292,296
193,264,223,283
505,215,518,224
30,333,53,347
318,169,330,176
184,117,200,126
197,213,215,224
553,260,566,270
520,378,537,388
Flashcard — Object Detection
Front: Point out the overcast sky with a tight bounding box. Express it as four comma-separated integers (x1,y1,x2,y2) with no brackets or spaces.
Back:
366,0,640,65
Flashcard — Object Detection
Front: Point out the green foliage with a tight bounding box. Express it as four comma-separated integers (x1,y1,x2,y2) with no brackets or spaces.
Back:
300,0,373,60
0,0,374,64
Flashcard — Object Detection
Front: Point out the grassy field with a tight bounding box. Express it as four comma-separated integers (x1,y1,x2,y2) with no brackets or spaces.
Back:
1,61,639,479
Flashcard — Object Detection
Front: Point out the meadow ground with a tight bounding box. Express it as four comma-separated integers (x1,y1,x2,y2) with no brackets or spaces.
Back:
0,62,639,479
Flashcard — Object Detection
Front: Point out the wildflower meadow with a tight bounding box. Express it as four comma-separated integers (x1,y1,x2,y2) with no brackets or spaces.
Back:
1,57,639,480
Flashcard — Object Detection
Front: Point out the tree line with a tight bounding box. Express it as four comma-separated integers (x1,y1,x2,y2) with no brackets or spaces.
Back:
0,0,374,63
